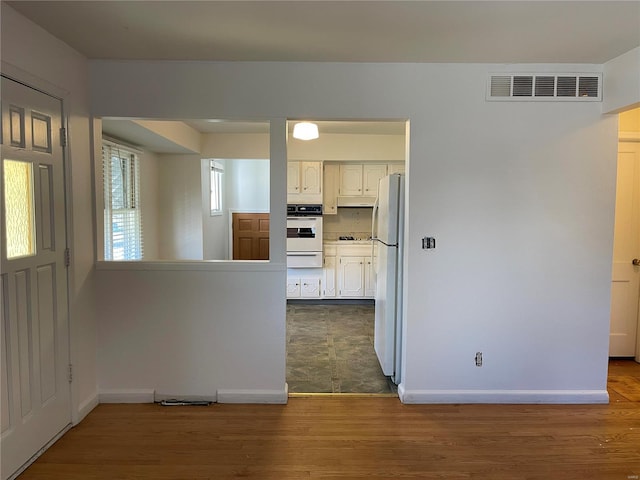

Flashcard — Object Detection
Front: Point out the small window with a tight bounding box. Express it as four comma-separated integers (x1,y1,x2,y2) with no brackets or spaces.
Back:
103,141,143,260
210,160,224,216
3,159,36,259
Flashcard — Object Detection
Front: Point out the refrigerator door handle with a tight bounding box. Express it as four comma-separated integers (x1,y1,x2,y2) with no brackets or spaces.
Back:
371,196,379,241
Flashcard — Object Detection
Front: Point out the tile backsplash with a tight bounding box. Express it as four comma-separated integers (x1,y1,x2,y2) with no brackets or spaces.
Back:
323,207,373,240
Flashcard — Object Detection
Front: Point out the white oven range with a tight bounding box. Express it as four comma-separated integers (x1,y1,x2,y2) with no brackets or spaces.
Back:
286,204,323,268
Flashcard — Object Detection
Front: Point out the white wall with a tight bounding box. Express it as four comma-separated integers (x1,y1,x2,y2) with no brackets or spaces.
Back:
289,133,405,161
201,131,405,161
88,60,622,403
139,150,160,260
1,4,98,421
227,159,270,211
96,265,286,402
202,133,269,159
157,154,203,260
603,47,640,114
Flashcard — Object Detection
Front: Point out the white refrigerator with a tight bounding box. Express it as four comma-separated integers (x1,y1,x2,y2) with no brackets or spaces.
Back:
371,173,405,385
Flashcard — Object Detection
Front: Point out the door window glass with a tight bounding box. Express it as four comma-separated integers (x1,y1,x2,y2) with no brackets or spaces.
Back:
3,159,36,259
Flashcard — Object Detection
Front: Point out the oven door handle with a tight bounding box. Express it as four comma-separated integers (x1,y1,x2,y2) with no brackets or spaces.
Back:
286,252,321,256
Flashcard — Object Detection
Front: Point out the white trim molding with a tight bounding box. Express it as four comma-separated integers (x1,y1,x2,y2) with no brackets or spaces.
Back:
399,389,609,404
217,387,288,404
75,393,99,424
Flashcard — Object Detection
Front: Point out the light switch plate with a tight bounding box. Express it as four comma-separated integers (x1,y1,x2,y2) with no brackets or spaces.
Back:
422,237,436,249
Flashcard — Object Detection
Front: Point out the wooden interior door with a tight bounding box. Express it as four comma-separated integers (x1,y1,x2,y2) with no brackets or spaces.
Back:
1,76,71,479
232,213,269,260
610,141,640,359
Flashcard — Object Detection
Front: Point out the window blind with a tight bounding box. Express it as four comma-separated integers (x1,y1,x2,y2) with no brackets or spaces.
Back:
103,141,143,260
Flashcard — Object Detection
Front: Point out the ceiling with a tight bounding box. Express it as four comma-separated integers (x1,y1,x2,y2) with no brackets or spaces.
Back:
7,1,640,64
15,1,637,148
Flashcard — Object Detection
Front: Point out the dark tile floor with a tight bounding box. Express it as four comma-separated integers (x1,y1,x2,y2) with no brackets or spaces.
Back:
286,302,397,394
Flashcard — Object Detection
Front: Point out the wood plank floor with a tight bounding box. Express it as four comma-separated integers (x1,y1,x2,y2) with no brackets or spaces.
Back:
19,360,640,480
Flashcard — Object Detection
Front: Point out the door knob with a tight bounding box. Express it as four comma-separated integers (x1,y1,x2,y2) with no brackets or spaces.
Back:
633,259,640,266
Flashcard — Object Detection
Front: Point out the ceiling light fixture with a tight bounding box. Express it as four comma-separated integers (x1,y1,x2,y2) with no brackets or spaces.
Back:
292,122,319,140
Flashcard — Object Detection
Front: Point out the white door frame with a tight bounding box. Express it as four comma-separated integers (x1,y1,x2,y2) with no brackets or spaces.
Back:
0,68,75,477
614,131,640,363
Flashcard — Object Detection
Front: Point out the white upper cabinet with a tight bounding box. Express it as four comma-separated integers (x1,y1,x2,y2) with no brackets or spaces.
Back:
362,164,388,196
323,163,340,215
287,162,301,194
300,162,321,194
339,163,388,197
287,161,322,203
339,164,363,196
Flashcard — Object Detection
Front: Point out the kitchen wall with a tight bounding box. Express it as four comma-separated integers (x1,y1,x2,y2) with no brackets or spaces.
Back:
157,154,204,260
324,208,373,240
89,59,624,404
289,133,404,161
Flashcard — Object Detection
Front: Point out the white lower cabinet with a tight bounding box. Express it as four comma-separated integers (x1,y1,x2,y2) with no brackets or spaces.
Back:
287,278,301,298
338,256,366,298
323,256,337,297
287,277,320,298
301,278,321,298
286,245,374,300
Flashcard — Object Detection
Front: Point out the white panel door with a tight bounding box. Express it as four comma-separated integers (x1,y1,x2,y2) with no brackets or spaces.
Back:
1,76,71,479
610,141,640,359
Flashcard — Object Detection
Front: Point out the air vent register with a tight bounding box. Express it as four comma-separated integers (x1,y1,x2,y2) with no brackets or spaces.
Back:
487,74,601,101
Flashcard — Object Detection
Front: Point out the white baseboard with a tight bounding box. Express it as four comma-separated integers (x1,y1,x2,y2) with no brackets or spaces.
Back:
217,387,288,404
399,388,609,404
76,393,99,423
98,389,155,403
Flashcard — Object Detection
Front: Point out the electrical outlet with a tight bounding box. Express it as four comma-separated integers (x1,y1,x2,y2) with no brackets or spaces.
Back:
475,352,483,367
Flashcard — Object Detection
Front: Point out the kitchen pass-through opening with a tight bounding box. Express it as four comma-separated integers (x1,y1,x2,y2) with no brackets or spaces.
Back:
285,119,407,396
